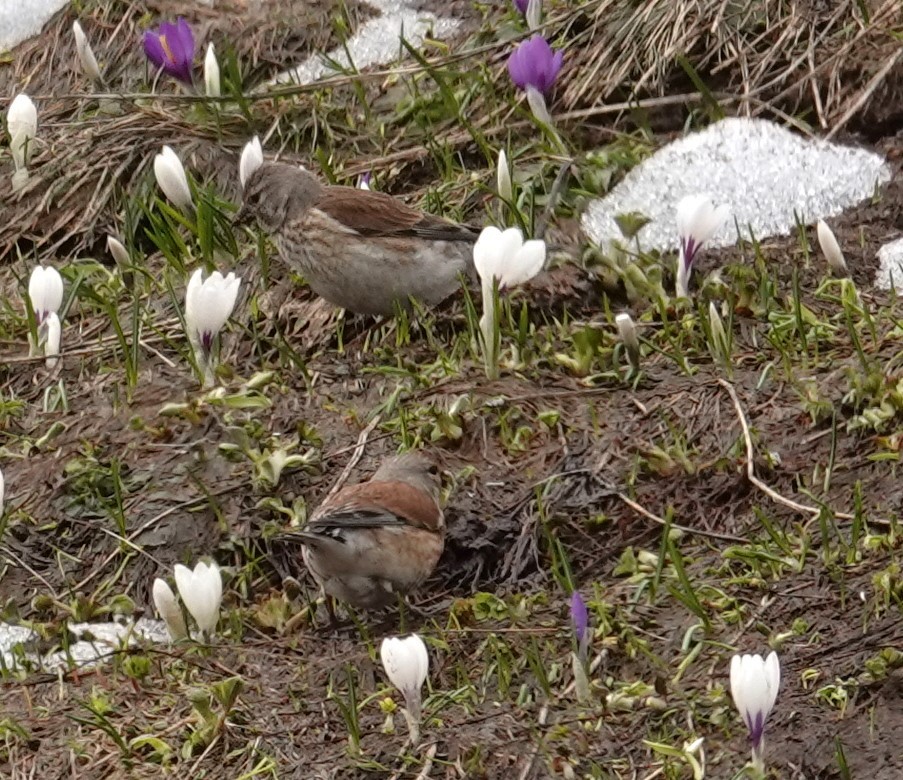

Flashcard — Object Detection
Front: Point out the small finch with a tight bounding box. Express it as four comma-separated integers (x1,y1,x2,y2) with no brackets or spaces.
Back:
235,162,479,316
281,452,445,611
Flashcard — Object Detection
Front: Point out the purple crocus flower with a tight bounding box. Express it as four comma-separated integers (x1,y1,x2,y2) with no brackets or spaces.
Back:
513,0,529,13
507,35,563,95
143,18,195,85
570,591,590,660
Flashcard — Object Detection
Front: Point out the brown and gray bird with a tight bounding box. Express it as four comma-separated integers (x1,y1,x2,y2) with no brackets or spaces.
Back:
283,452,445,610
235,162,479,316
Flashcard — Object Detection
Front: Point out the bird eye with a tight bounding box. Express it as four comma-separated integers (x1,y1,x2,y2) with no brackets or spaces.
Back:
427,463,440,477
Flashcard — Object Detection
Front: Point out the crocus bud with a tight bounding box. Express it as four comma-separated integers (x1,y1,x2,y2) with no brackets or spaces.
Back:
28,265,64,325
816,219,848,277
107,236,130,267
7,93,37,189
380,634,430,746
675,194,730,298
615,312,640,372
184,267,241,359
359,172,372,190
41,312,61,368
153,145,193,209
239,136,263,189
72,21,103,84
496,149,513,204
204,42,220,98
174,561,222,638
525,0,542,30
730,651,780,773
152,577,189,641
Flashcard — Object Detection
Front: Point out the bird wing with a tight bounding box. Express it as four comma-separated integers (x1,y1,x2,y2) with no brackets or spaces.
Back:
311,482,443,532
315,186,478,242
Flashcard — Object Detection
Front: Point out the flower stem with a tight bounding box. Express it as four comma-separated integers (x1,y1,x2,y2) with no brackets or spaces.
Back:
480,279,500,380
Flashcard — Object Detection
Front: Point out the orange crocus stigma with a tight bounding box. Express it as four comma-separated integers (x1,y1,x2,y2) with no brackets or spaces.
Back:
159,34,175,63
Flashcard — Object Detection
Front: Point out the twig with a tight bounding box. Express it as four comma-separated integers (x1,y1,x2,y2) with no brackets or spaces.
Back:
826,48,903,139
717,378,888,525
616,491,746,543
326,415,382,498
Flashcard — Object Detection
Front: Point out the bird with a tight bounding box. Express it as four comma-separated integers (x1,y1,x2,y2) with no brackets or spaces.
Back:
234,162,479,316
280,452,445,612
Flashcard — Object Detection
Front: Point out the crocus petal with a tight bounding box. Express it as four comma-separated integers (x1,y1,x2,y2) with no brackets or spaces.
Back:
7,94,37,171
154,145,193,209
570,591,588,645
0,467,4,517
508,35,563,95
153,578,188,641
239,136,264,189
143,32,167,70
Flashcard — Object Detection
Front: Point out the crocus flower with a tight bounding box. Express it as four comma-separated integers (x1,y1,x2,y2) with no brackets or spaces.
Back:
72,21,103,84
204,42,220,98
184,267,241,360
816,219,848,277
616,312,640,372
28,265,63,325
7,93,37,189
675,194,730,298
152,577,189,641
473,226,545,379
730,651,780,773
359,171,372,190
143,18,195,85
41,312,61,368
154,145,193,209
239,136,263,189
174,561,222,638
497,149,512,204
0,467,4,517
508,36,562,126
107,236,130,267
508,35,562,94
380,634,430,746
570,591,589,658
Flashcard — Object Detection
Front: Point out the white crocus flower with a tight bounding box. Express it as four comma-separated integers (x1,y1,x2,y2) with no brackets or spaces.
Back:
358,173,371,190
28,265,63,325
730,651,780,773
41,312,61,368
675,194,730,298
107,236,130,267
7,93,37,190
816,219,848,277
72,21,103,84
496,149,512,204
174,561,222,639
615,312,640,372
152,577,189,641
153,145,193,209
185,268,241,356
238,136,263,189
204,42,221,98
0,467,4,517
380,634,430,746
473,225,545,379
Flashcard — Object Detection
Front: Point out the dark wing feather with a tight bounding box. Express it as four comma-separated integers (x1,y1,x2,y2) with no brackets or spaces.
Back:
316,186,478,242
